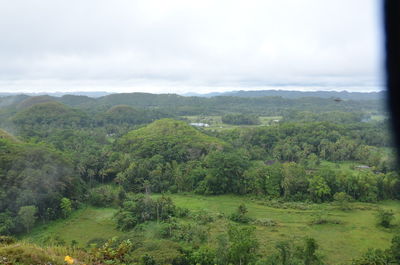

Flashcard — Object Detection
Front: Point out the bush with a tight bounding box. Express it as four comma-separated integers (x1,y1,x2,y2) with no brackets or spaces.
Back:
0,236,15,245
310,218,343,225
160,221,208,244
128,240,183,265
389,234,400,263
190,210,215,225
229,204,252,224
88,185,120,207
90,237,133,264
188,246,216,265
352,249,391,265
376,209,395,228
333,192,353,211
141,254,157,265
391,234,400,263
176,207,190,218
309,212,343,225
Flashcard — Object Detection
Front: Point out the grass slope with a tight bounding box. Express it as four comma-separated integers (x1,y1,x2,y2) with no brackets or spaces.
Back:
24,207,122,247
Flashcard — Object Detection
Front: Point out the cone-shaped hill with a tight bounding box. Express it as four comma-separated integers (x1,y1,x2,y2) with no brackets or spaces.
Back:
117,118,227,162
103,105,152,125
16,95,56,109
11,101,91,131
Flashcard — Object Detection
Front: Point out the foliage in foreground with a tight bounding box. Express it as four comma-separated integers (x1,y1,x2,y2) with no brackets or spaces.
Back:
0,228,329,265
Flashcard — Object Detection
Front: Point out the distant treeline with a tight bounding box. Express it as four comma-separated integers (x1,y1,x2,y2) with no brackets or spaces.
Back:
186,89,384,100
0,92,385,118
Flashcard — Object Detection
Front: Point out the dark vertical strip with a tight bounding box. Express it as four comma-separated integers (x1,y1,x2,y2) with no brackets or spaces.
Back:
384,0,400,160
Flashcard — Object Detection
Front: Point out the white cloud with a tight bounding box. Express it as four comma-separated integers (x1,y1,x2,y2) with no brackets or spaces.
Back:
0,0,384,93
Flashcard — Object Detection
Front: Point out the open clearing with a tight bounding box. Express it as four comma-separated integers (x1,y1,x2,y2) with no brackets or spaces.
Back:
183,115,282,131
23,207,123,247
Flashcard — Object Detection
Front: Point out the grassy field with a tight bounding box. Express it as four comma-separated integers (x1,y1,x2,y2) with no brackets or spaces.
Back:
164,194,400,264
183,115,282,131
23,207,122,247
319,160,368,171
23,196,400,264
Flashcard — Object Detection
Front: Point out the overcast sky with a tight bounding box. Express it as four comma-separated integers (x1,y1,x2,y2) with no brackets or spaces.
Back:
0,0,383,94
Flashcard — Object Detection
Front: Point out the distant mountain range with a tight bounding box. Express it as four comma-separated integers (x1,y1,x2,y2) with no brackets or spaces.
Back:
0,89,384,101
0,91,112,98
183,90,385,100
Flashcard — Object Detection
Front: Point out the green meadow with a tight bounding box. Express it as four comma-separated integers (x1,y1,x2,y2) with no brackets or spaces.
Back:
23,207,123,247
23,195,400,265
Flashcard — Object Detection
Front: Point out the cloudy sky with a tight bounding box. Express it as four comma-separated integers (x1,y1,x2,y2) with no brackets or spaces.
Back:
0,0,383,94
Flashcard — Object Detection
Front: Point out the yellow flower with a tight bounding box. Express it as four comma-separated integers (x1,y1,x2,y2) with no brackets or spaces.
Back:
64,255,74,264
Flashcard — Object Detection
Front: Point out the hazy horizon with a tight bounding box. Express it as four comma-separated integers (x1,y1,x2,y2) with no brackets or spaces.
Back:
0,88,385,98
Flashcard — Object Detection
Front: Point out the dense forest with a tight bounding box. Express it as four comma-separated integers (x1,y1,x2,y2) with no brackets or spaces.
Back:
0,92,398,265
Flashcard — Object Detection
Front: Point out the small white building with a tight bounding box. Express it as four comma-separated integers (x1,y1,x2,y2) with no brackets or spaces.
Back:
190,122,210,127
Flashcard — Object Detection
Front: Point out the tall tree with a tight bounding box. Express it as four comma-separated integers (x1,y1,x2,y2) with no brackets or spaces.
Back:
18,205,37,233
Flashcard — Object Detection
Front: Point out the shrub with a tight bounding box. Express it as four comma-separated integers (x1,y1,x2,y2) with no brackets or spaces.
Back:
176,207,190,218
227,225,259,265
310,218,343,225
0,236,15,245
88,185,120,207
0,212,15,236
86,237,108,248
141,254,157,265
376,209,395,228
229,204,252,224
352,249,391,265
190,210,215,225
391,234,400,263
310,212,343,225
188,246,216,265
60,197,72,218
333,192,353,211
160,220,208,244
128,240,182,265
90,237,133,263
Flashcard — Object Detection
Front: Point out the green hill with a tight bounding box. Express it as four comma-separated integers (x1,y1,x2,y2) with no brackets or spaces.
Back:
57,94,96,107
11,101,91,137
102,105,157,125
117,118,226,162
16,95,56,109
98,92,187,108
0,135,82,235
